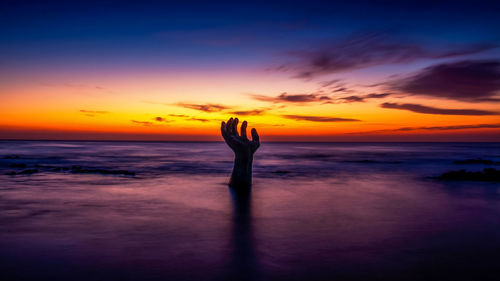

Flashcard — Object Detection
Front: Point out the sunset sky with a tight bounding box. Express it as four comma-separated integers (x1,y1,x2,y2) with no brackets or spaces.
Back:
1,1,499,141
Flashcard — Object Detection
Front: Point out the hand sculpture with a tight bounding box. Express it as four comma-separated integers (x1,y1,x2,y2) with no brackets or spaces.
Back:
221,117,260,189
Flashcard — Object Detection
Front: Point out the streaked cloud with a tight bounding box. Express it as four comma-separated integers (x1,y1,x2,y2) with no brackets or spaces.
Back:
251,91,390,105
319,79,343,88
228,108,269,116
188,117,210,122
175,103,229,112
389,60,500,102
380,102,499,115
282,114,360,122
131,120,154,126
350,123,500,134
80,109,110,117
250,92,331,104
277,32,495,79
80,109,109,114
337,93,391,103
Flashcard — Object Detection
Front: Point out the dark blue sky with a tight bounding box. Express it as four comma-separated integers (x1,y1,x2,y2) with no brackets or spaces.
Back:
2,0,499,71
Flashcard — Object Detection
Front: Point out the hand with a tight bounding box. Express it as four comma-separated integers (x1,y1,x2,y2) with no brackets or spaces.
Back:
221,117,260,189
221,117,260,157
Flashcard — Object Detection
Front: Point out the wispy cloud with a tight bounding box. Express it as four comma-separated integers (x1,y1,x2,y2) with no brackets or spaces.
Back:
388,60,500,102
349,123,500,134
80,109,109,114
338,96,364,103
229,108,269,116
131,120,154,126
276,32,495,79
175,103,229,112
80,109,109,117
251,91,390,105
153,117,174,123
380,102,499,115
250,92,331,104
337,93,391,103
188,117,210,122
319,79,343,88
331,87,348,93
282,114,360,122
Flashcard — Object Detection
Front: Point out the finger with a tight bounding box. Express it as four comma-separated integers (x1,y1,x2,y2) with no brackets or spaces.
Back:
251,128,260,144
232,118,239,136
227,118,233,135
221,121,228,140
240,121,248,139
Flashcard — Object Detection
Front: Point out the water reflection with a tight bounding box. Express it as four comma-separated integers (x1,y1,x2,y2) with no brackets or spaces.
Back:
225,187,259,281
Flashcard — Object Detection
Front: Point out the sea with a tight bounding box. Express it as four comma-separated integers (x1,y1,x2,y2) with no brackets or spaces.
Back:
0,141,499,281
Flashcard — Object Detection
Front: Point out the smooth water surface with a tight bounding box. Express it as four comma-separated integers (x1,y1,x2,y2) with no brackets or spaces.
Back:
0,141,499,280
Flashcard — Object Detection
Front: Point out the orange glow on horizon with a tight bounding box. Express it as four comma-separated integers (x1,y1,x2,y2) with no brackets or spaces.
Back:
1,71,499,141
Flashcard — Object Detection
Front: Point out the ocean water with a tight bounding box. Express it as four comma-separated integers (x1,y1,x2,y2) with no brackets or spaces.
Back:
0,141,499,281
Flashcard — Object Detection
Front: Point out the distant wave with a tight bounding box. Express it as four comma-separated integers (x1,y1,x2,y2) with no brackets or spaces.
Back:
1,141,499,180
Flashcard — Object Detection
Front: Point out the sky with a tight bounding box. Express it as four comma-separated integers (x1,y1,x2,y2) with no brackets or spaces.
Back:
1,0,499,141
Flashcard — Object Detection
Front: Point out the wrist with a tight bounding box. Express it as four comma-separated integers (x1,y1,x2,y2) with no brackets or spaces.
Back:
230,155,253,189
234,154,253,164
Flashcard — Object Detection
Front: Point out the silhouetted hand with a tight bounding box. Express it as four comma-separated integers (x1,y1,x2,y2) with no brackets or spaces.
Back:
221,117,260,189
221,117,260,159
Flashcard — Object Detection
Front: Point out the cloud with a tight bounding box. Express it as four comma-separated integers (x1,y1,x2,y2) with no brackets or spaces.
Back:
331,87,348,93
153,117,174,123
350,123,500,134
131,120,154,126
420,124,500,130
251,91,390,105
320,79,343,88
380,102,499,115
277,32,495,79
282,114,360,122
175,103,229,112
229,108,269,116
338,96,364,103
337,93,391,103
250,92,331,104
366,93,391,99
318,79,352,93
188,117,210,122
389,60,500,102
80,109,109,114
80,109,109,117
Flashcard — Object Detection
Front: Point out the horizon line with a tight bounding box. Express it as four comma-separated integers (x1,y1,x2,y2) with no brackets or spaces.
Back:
1,139,499,143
